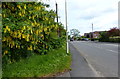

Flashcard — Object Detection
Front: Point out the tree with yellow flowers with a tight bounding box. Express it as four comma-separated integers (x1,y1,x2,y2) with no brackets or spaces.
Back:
2,2,66,65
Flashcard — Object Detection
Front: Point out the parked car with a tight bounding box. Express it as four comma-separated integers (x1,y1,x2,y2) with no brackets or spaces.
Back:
81,38,89,41
70,38,74,41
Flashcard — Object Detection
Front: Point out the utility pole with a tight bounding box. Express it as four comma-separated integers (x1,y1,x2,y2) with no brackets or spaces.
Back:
92,23,93,33
91,23,93,40
56,2,58,23
55,2,60,37
65,0,69,54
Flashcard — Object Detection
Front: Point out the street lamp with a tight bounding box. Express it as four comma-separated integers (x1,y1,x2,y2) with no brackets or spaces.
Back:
65,0,69,53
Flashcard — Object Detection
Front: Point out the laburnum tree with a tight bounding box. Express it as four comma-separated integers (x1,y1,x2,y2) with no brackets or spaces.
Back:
2,2,66,64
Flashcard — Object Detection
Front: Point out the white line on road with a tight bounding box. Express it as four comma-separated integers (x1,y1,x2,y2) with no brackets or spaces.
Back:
103,44,118,47
71,41,118,54
92,45,118,54
87,61,104,77
106,50,118,53
72,43,104,77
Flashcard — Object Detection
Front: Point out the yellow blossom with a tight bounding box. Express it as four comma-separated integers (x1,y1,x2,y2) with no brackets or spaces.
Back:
44,28,47,31
17,5,21,9
24,4,26,9
18,45,20,49
22,34,26,38
4,50,8,55
22,10,25,14
27,45,32,50
22,26,26,30
26,34,30,41
3,14,6,18
12,7,14,10
46,46,48,48
29,16,31,19
2,37,6,42
36,30,39,35
6,26,8,29
19,12,22,16
7,28,10,32
32,23,34,26
4,29,7,33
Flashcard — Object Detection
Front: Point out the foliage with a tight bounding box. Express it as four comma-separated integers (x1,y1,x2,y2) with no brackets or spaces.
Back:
70,29,80,37
81,36,86,38
99,31,109,42
107,27,120,37
68,35,71,39
2,2,66,65
76,37,81,41
49,37,65,49
92,38,99,40
99,27,120,42
109,38,120,43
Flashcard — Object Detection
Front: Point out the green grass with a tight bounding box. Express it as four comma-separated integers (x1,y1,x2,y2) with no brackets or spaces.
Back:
2,45,71,77
0,69,2,79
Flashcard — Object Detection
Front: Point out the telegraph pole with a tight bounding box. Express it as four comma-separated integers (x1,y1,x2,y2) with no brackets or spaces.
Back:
92,23,93,40
56,2,58,22
55,2,60,37
65,0,69,54
92,23,93,33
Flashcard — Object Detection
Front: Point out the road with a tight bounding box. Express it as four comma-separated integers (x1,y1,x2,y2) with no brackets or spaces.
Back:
70,41,118,77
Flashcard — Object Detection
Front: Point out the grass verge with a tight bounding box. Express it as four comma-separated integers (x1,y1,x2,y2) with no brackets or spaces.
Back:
2,45,71,77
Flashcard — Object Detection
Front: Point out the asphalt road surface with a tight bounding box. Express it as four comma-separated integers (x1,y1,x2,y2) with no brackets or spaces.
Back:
70,41,118,77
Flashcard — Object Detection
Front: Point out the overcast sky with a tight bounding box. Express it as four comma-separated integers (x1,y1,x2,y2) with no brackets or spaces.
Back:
41,0,119,35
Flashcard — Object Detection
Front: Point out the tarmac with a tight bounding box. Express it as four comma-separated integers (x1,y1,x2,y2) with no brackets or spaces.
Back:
56,42,98,77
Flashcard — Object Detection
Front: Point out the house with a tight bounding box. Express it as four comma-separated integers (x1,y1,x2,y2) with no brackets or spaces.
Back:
84,31,105,38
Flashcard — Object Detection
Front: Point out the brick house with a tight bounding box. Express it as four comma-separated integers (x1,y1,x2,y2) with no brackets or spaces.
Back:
84,31,105,38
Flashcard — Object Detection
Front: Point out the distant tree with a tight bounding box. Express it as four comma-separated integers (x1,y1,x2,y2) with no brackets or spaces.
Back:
81,36,86,38
107,27,120,37
70,29,80,37
68,35,71,39
99,31,109,42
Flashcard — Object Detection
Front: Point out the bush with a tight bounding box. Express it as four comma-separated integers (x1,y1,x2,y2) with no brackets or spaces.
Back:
99,31,109,42
109,38,120,43
49,37,65,49
77,37,81,41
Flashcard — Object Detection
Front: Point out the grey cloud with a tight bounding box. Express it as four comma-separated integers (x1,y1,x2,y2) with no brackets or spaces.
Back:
78,13,99,20
78,8,116,20
80,16,95,20
103,8,116,13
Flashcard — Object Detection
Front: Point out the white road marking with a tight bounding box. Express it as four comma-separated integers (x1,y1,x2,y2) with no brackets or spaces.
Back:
106,49,118,53
73,41,118,54
82,43,118,54
103,44,118,47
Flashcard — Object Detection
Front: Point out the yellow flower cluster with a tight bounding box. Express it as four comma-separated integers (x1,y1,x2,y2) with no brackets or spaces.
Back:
3,14,6,18
4,26,10,33
24,4,26,9
17,5,21,9
4,50,8,55
27,45,33,50
2,2,61,58
34,6,41,10
19,10,25,17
